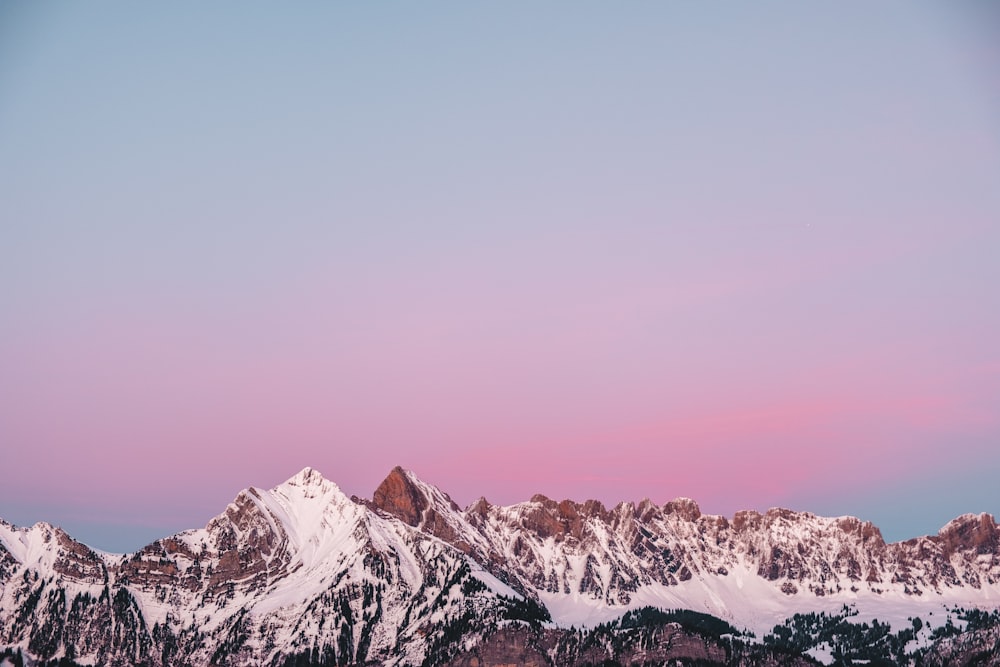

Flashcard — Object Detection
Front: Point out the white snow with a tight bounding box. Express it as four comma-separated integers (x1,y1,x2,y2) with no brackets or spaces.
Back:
0,521,63,570
4,467,1000,666
468,564,521,600
538,560,1000,643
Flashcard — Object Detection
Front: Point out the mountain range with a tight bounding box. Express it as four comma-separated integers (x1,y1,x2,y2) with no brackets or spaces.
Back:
2,466,1000,666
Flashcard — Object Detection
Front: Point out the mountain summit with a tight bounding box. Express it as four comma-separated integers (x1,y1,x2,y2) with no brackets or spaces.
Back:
2,466,999,666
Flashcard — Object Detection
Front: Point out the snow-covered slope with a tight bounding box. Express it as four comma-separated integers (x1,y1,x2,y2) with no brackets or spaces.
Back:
2,466,1000,665
0,468,537,666
369,467,1000,638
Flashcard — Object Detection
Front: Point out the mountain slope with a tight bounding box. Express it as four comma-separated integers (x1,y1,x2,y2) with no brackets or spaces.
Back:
2,466,1000,666
369,467,1000,634
0,468,541,666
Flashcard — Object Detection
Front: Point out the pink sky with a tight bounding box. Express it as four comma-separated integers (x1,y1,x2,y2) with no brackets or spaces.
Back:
2,3,999,551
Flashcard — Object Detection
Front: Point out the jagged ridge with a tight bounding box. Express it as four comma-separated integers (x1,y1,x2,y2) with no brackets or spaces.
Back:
2,466,999,666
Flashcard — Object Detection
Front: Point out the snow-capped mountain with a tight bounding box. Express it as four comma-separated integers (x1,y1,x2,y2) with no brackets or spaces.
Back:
368,467,1000,644
2,466,999,666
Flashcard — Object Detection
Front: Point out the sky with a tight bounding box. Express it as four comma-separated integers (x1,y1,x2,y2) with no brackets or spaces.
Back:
1,3,999,553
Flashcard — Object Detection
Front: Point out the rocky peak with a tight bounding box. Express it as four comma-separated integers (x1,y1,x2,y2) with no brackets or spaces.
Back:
373,466,432,526
664,497,702,521
764,507,804,523
371,466,472,551
939,513,1000,555
5,466,1000,667
835,516,885,544
513,494,603,541
467,497,492,518
732,509,764,532
636,498,659,521
52,528,105,583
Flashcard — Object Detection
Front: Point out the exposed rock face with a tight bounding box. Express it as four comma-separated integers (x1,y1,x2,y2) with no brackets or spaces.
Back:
440,621,817,667
373,465,431,526
368,468,1000,610
372,465,477,555
941,513,1000,557
1,468,550,666
921,625,1000,666
0,541,15,581
444,626,549,667
51,530,106,584
3,466,1000,666
664,497,702,522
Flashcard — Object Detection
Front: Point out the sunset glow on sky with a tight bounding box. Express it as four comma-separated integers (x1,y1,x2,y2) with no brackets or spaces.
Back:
2,3,999,552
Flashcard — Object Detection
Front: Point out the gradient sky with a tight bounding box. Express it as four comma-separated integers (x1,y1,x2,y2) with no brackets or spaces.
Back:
2,3,999,552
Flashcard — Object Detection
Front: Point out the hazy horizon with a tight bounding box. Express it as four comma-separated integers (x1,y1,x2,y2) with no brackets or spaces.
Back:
5,463,999,553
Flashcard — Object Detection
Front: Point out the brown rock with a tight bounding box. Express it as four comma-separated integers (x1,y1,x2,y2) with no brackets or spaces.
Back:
941,513,1000,556
53,529,106,583
732,509,763,532
664,497,702,521
444,626,548,667
373,466,429,526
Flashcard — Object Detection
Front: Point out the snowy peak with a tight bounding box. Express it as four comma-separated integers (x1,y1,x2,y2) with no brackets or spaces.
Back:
266,467,355,522
203,467,365,574
5,465,1000,666
269,466,348,504
0,520,106,584
214,466,358,544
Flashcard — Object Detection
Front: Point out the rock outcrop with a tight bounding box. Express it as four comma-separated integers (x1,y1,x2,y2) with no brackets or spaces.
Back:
2,466,1000,666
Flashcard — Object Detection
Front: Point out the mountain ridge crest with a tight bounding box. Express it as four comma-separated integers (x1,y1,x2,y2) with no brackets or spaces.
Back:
3,465,1000,666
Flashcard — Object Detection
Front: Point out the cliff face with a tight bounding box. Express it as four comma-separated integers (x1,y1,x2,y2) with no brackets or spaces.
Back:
2,466,1000,666
0,469,530,666
371,467,1000,607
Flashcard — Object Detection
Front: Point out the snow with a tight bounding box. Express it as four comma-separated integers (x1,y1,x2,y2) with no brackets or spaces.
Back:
0,521,63,570
253,469,363,569
4,466,1000,666
365,513,423,590
538,590,627,628
468,563,521,599
538,559,1000,645
807,644,835,663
